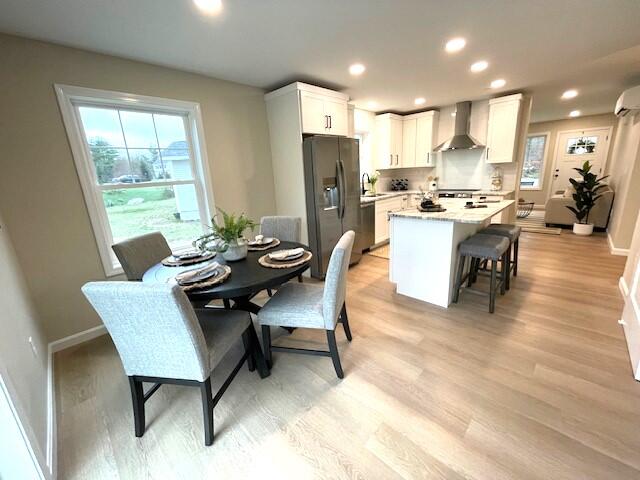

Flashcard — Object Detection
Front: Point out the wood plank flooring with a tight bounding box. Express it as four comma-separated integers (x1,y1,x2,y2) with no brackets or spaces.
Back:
55,231,639,480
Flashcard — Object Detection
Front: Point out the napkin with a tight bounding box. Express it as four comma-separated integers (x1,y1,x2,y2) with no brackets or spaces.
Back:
268,248,304,261
175,262,220,283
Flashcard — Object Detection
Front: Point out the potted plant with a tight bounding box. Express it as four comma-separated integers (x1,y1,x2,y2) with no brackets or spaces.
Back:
369,171,379,195
195,208,257,261
565,160,608,236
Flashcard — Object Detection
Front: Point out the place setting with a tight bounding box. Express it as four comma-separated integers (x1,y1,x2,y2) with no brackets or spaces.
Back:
258,246,312,269
161,249,217,267
173,261,231,292
247,234,281,251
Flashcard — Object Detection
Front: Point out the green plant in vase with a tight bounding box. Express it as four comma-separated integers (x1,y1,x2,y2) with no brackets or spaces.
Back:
369,171,379,194
195,208,257,261
565,160,608,236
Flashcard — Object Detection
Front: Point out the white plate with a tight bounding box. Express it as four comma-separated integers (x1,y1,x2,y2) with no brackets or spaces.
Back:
176,263,221,285
268,248,304,262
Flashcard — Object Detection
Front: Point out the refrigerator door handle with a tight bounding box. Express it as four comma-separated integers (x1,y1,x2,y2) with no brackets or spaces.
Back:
336,160,345,219
339,159,347,219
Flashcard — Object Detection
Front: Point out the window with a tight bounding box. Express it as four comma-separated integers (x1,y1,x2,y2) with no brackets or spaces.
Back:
566,136,597,155
56,85,215,276
520,133,549,190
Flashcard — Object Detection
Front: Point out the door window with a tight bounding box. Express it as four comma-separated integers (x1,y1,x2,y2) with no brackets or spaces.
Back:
566,136,597,154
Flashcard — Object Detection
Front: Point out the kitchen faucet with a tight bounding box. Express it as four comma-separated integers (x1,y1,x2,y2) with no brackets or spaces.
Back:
361,172,370,195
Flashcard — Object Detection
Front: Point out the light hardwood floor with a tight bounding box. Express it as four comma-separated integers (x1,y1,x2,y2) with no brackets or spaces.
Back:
55,231,639,480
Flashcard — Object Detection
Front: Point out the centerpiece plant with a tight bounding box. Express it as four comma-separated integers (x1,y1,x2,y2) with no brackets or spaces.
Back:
565,160,608,236
195,208,257,261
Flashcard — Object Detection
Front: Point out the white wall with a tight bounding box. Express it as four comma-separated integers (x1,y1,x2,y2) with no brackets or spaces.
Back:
607,112,640,251
0,209,49,476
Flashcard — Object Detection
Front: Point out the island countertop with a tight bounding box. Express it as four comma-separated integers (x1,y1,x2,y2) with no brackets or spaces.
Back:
389,199,515,224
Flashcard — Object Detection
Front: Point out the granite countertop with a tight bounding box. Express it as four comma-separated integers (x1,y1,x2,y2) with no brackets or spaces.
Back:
472,189,515,196
360,190,422,204
389,199,515,224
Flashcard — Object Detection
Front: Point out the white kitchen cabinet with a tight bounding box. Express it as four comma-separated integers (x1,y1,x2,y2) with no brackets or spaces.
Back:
415,111,439,167
375,113,403,169
486,94,522,164
299,90,349,136
402,118,417,167
374,196,404,244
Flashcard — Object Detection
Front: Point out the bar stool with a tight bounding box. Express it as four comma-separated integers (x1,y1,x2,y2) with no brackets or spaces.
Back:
479,224,521,290
453,233,510,313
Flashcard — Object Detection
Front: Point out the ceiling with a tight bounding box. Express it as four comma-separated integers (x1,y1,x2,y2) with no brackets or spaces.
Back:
1,0,640,122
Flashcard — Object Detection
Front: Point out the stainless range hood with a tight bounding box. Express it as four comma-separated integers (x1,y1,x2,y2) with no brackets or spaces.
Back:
433,101,484,152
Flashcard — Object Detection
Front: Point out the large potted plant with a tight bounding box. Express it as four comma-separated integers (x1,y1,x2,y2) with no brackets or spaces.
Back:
565,160,608,236
195,208,256,261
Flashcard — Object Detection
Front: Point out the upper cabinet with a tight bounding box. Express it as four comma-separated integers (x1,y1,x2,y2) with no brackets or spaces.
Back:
375,114,404,169
376,111,438,170
299,89,349,136
486,94,523,164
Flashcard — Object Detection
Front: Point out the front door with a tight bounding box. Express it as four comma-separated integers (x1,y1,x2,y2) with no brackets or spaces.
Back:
551,128,611,193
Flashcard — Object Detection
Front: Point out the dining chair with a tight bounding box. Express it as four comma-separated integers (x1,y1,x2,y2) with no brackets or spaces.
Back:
112,232,172,281
81,281,266,446
258,230,355,378
260,216,303,295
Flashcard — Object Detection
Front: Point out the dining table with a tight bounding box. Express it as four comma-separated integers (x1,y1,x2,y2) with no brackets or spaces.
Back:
142,241,312,377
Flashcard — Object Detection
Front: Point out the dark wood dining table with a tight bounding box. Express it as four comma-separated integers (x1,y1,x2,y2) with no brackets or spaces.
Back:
142,241,311,377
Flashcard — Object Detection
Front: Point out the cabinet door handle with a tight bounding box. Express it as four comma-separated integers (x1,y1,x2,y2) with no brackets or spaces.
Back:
389,154,393,166
427,152,430,164
396,154,399,165
486,147,490,160
329,115,332,129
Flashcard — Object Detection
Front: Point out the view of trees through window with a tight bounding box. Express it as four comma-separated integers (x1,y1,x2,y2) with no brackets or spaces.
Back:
520,134,547,189
77,106,205,250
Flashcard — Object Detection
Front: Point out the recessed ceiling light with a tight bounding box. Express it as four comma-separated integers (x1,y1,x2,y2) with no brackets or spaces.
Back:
414,97,426,106
562,89,578,99
569,110,581,117
445,37,466,53
470,61,489,73
367,101,378,110
349,63,366,76
490,79,506,89
193,0,222,14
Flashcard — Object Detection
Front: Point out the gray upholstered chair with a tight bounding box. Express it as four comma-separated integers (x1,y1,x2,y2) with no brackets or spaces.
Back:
260,216,301,243
258,230,355,378
112,232,172,281
260,216,303,295
81,281,267,446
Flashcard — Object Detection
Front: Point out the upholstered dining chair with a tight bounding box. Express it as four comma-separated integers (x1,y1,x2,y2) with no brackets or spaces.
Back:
260,216,303,295
81,281,266,446
112,232,172,281
258,230,355,378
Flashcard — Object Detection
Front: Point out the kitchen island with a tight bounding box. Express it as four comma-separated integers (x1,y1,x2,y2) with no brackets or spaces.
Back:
389,199,515,308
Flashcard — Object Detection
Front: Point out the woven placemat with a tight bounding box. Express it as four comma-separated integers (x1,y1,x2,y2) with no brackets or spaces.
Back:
247,238,281,251
161,252,216,267
178,265,231,292
258,250,312,269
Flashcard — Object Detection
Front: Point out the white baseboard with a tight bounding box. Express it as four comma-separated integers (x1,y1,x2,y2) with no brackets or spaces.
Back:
620,276,629,298
608,233,630,256
49,324,107,353
47,324,107,478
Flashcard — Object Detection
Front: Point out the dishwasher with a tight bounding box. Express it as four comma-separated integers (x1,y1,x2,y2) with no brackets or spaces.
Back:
358,202,375,253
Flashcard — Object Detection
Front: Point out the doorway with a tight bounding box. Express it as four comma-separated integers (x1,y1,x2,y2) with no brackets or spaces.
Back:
550,127,612,194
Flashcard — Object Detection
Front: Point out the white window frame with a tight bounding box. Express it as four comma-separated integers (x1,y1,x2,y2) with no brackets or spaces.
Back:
55,84,216,277
520,131,550,191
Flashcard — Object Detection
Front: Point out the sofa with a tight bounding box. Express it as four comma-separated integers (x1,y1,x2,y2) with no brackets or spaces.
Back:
544,185,614,229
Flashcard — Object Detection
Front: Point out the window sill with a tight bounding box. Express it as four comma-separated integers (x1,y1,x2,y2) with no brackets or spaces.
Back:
520,187,543,191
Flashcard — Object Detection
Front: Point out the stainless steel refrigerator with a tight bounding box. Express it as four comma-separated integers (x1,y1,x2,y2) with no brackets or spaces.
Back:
303,135,362,279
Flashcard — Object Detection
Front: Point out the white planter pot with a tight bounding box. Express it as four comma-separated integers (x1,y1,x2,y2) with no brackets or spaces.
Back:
573,223,594,236
221,238,248,261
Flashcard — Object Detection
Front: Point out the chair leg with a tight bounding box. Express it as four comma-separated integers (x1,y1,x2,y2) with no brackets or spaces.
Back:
242,329,256,372
298,274,304,283
128,377,145,437
262,325,272,367
200,378,214,446
453,255,466,303
467,257,477,287
505,244,512,291
489,260,498,313
267,289,273,297
223,298,231,309
500,252,508,295
513,238,519,276
326,330,344,379
340,303,353,341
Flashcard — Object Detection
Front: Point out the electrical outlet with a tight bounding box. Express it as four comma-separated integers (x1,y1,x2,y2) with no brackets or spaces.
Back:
28,336,38,357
